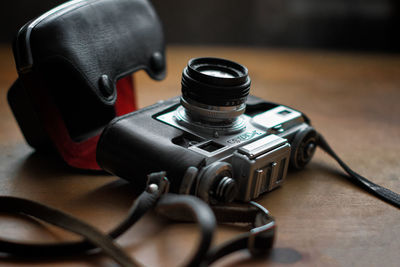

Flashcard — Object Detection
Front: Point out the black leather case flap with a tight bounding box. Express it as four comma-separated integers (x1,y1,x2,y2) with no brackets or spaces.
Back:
14,0,165,105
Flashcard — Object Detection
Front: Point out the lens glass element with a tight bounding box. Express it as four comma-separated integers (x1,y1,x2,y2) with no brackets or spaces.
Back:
200,69,235,78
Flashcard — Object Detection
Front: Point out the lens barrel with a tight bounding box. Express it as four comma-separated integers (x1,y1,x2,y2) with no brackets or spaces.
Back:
177,57,251,135
181,57,251,107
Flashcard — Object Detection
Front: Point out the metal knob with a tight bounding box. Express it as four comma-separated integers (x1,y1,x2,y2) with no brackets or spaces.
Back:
215,176,238,203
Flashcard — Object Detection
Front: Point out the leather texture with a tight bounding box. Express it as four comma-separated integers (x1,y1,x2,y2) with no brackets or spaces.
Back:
96,95,281,193
0,172,169,267
0,172,276,267
8,0,166,169
97,97,208,192
14,0,165,92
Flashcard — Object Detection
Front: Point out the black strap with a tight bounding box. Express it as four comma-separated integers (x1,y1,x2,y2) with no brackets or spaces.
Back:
0,173,169,258
2,133,397,266
0,196,139,267
155,199,275,266
0,172,275,266
317,133,400,209
205,202,275,265
156,194,215,267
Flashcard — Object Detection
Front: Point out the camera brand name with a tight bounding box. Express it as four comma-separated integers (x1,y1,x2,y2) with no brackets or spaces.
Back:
226,130,263,144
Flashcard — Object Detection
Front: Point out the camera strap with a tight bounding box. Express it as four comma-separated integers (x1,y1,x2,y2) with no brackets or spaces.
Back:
316,133,400,209
0,135,398,266
0,172,275,267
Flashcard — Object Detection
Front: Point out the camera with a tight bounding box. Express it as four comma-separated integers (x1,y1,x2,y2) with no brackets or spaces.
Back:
97,57,318,203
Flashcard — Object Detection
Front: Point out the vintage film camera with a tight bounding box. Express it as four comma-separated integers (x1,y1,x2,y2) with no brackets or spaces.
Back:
97,57,317,203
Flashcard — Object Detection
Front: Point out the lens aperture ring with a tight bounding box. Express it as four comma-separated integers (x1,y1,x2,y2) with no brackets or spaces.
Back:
180,97,246,121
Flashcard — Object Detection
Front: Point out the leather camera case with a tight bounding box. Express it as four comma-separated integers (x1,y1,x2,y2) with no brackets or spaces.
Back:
8,0,165,170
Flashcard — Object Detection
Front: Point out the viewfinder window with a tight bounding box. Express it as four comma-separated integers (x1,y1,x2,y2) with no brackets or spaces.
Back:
198,141,224,153
278,109,291,115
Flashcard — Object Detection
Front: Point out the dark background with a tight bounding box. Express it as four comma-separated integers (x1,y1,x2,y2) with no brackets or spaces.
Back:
0,0,399,52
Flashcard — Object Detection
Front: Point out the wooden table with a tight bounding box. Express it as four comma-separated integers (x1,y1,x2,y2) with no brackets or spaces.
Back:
0,45,399,266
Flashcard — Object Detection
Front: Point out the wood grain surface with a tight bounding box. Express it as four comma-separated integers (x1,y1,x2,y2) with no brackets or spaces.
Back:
0,45,399,267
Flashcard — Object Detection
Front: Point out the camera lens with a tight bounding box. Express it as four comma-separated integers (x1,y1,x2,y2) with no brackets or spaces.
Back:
175,57,250,137
181,57,251,107
177,58,251,135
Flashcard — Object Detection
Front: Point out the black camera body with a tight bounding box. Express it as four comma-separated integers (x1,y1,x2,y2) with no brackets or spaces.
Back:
97,58,317,203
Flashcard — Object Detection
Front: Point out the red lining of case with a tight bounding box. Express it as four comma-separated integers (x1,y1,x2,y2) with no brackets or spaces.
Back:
40,76,136,170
